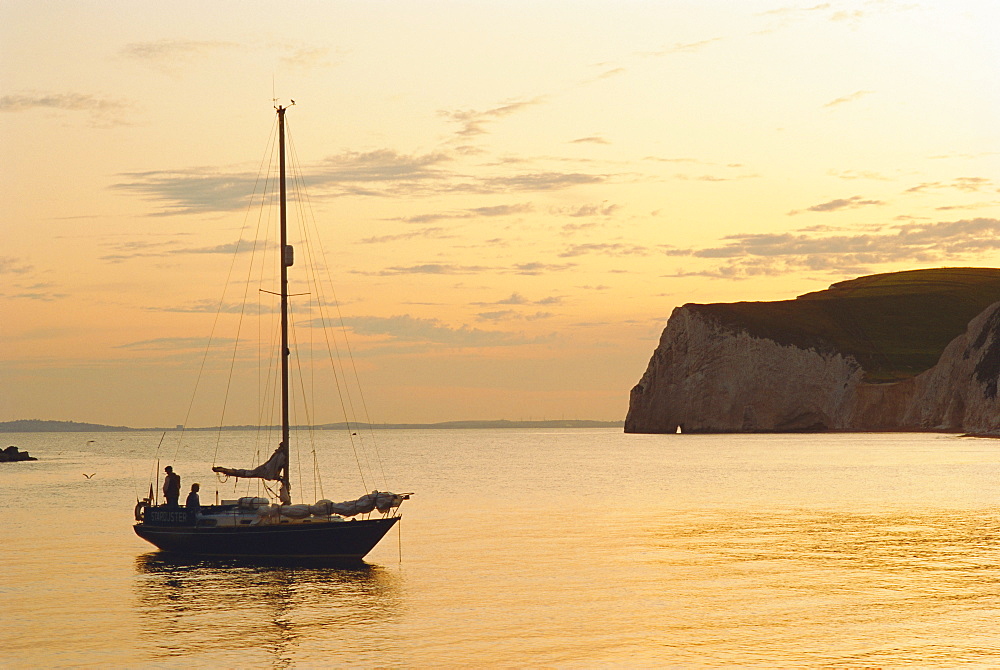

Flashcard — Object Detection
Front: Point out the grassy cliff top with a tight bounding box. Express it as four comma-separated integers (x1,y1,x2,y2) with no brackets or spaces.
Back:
689,267,1000,382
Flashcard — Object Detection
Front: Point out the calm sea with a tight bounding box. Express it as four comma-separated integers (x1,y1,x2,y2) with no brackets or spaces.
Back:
2,428,999,667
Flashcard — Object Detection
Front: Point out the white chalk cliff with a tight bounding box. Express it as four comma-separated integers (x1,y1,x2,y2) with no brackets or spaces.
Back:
626,299,1000,435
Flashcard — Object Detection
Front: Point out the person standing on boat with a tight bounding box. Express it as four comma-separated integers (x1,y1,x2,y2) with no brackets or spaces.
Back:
163,466,181,506
185,483,201,513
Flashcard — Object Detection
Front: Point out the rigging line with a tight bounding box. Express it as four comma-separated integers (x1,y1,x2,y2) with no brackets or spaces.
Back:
307,277,323,500
281,156,315,504
254,287,280,443
296,322,326,503
217,114,282,483
210,119,277,465
286,244,322,501
255,192,273,452
176,117,280,466
287,168,373,492
294,234,373,494
247,132,282,463
247,311,284,498
287,135,389,490
287,306,309,499
212,140,276,464
296,288,324,500
285,130,381,484
285,125,372,491
308,290,323,501
286,129,387,488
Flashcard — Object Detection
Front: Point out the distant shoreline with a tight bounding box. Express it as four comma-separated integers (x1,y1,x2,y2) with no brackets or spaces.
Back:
0,418,625,433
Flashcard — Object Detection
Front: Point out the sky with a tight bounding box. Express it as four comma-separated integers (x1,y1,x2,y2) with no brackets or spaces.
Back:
2,0,999,427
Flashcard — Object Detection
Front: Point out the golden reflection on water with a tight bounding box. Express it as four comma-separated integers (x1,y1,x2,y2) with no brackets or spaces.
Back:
133,554,403,667
636,509,1000,665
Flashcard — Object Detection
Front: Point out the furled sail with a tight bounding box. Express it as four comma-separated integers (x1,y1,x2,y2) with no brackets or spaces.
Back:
212,445,285,481
311,491,408,517
254,491,409,522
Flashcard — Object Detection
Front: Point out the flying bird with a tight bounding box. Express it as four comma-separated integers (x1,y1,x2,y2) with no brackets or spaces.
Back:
83,473,96,479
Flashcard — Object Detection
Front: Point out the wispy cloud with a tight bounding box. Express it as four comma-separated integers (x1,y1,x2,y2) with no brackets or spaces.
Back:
493,293,531,306
476,310,518,321
0,256,33,275
830,9,866,26
99,238,257,263
560,242,652,258
114,144,607,214
561,222,600,235
672,172,757,183
0,91,131,126
643,156,754,183
509,262,576,275
640,38,724,57
474,292,563,307
929,151,1000,161
581,66,627,85
116,336,224,351
757,3,831,18
667,217,1000,278
391,202,534,225
907,177,997,194
360,227,452,244
150,300,271,314
480,171,608,192
6,283,68,301
110,168,258,215
788,195,884,215
112,150,452,214
311,149,452,192
441,98,544,138
828,169,895,181
643,156,708,165
570,136,610,145
122,38,335,75
119,39,239,73
338,315,533,347
824,90,874,108
368,264,490,276
935,200,1000,212
556,202,620,218
756,2,913,34
362,261,577,276
477,310,554,322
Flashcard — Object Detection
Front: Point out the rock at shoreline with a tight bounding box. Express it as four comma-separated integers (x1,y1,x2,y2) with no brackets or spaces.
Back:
626,267,1000,434
1,445,38,462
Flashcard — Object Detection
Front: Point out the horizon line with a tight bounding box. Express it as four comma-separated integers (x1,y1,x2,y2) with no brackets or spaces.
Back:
1,417,626,433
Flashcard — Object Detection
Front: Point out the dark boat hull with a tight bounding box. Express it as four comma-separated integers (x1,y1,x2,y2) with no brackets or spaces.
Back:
134,517,399,560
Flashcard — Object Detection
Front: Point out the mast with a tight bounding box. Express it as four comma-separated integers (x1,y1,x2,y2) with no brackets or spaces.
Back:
277,104,291,494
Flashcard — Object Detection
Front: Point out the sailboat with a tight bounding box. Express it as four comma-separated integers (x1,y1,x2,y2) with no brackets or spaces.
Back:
133,104,408,560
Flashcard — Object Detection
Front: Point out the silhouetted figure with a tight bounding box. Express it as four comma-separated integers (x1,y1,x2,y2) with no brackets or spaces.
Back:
185,482,201,512
163,466,181,506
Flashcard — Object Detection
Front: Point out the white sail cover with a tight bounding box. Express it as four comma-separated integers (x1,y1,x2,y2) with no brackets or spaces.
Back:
311,491,407,517
212,446,285,481
255,491,407,520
